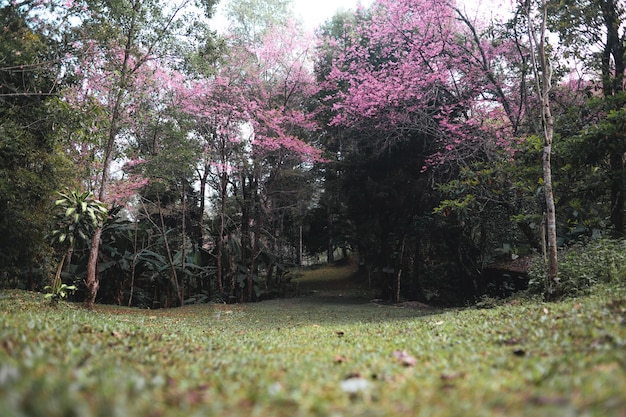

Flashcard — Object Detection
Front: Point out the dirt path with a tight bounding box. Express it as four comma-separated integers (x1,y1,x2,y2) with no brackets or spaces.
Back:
289,261,378,305
286,260,436,311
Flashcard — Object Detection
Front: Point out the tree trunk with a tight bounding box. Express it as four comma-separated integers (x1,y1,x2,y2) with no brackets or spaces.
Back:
216,171,228,293
327,209,334,264
526,0,559,300
250,175,263,302
395,237,406,303
84,3,140,309
84,228,102,308
609,151,625,235
197,168,208,248
157,193,183,307
542,142,559,299
298,225,303,266
181,181,187,302
602,0,626,235
128,218,139,307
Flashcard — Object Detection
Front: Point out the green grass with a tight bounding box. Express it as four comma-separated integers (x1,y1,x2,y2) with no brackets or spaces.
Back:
291,260,373,294
1,279,625,416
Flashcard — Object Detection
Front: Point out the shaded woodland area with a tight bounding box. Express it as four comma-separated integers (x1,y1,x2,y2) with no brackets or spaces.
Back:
1,0,626,308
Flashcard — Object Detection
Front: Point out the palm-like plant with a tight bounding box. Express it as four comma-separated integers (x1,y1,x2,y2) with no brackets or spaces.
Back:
51,190,108,247
48,190,108,301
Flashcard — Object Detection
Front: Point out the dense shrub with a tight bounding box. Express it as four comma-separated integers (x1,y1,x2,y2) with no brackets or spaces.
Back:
528,238,626,296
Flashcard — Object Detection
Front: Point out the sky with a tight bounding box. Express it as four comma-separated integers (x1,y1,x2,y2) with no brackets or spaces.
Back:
210,0,375,32
289,0,374,30
210,0,507,33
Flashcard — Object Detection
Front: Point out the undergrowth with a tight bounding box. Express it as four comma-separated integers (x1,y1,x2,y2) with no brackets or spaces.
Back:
528,238,626,297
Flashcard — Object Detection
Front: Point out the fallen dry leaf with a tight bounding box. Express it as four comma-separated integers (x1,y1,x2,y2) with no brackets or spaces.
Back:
440,371,465,381
393,350,417,367
501,337,524,346
334,355,348,364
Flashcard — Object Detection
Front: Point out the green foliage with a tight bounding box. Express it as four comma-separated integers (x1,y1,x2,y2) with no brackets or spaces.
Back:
528,238,626,296
550,92,626,235
0,285,624,416
0,5,67,286
44,281,77,303
50,190,108,248
224,0,293,44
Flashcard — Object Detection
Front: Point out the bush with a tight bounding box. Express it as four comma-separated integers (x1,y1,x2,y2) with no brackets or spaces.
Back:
528,238,626,297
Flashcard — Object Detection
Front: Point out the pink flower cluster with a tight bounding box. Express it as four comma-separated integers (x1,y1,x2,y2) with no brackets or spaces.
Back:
319,0,527,166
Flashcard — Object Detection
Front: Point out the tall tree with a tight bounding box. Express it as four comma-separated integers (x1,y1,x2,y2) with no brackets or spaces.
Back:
231,20,322,301
316,0,531,302
0,3,67,286
524,0,559,299
65,0,217,307
548,0,626,235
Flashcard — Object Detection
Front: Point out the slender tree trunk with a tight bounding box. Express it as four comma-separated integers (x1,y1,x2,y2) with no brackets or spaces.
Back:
609,152,625,235
217,171,228,293
249,174,262,302
181,181,187,302
85,228,102,307
197,168,208,247
234,173,251,302
157,193,183,307
83,3,139,309
395,237,405,303
327,209,334,264
53,253,67,293
196,167,210,296
526,0,559,300
542,135,559,299
298,224,303,266
602,0,626,235
128,218,139,307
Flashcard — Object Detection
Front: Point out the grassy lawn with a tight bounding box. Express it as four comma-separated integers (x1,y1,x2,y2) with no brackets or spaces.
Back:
1,265,625,416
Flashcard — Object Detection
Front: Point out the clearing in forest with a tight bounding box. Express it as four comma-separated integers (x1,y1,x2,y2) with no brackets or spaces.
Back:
0,265,624,417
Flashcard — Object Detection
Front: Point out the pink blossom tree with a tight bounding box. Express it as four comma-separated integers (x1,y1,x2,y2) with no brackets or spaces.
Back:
320,0,523,167
315,0,558,300
177,14,324,301
62,0,216,308
237,21,323,300
164,70,250,295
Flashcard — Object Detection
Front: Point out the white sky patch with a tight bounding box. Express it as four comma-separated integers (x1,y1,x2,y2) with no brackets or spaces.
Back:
291,0,374,30
210,0,375,33
209,0,512,33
